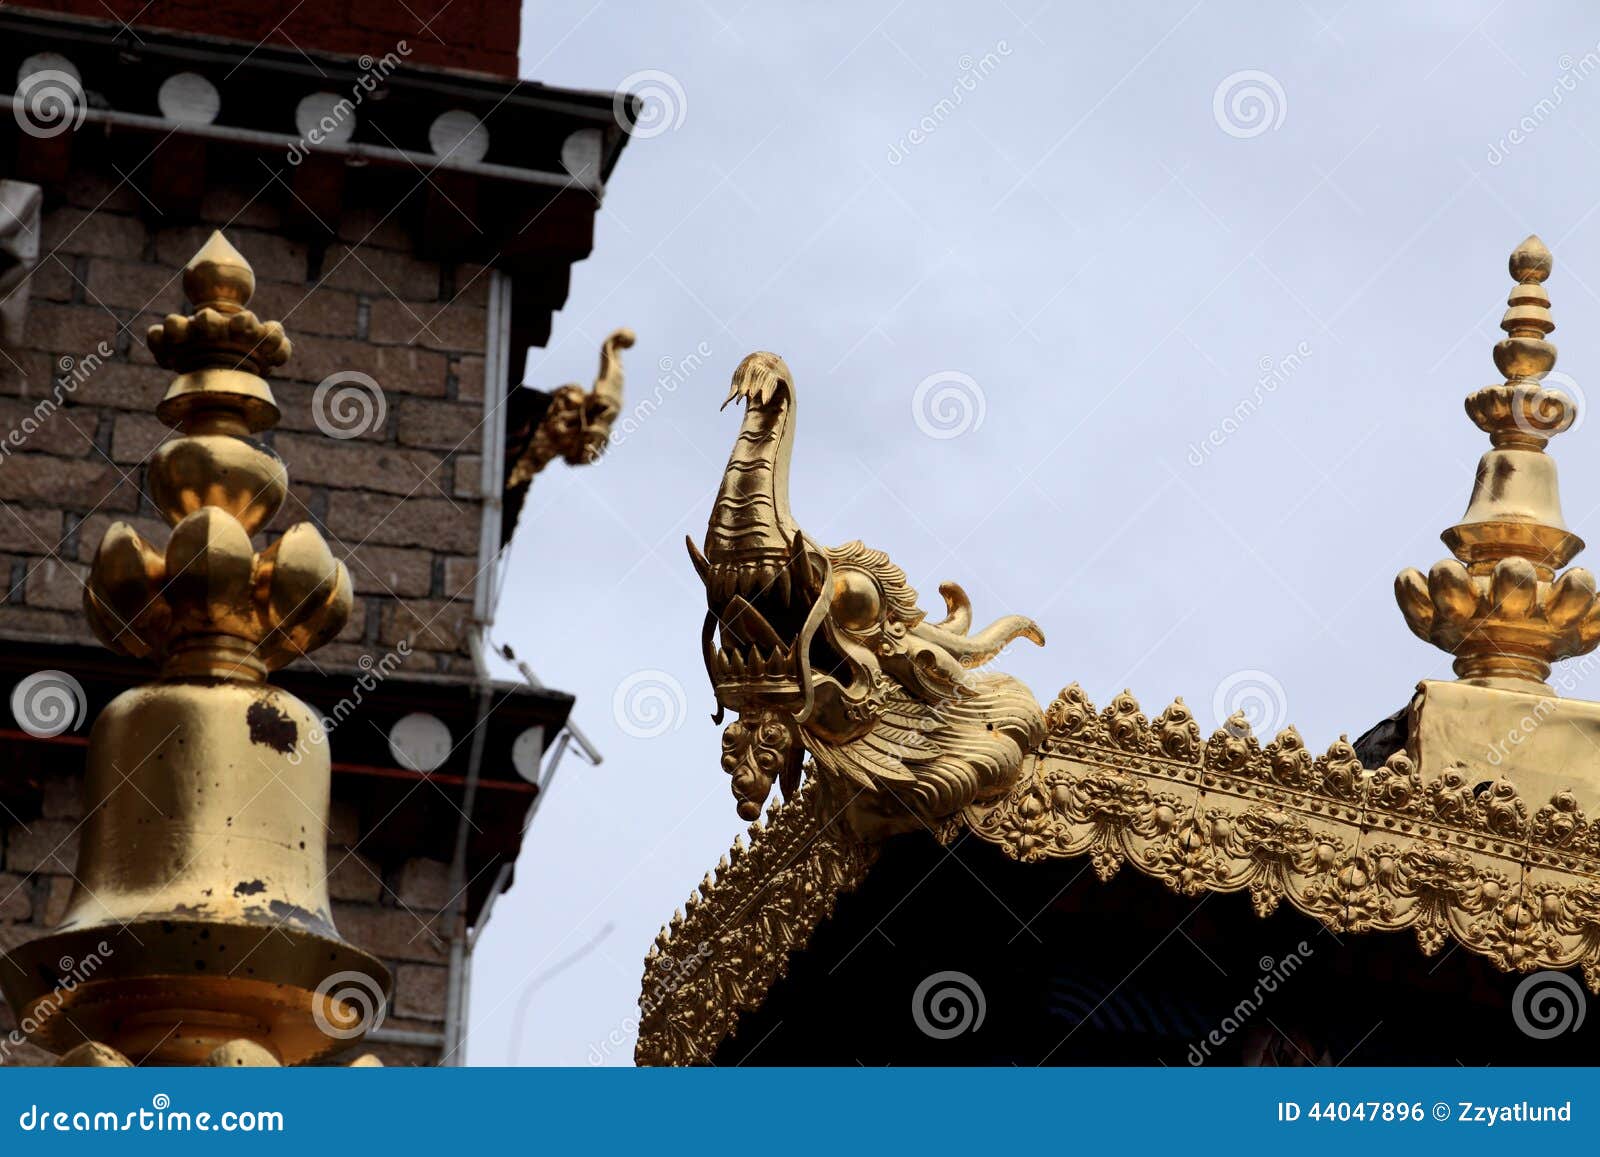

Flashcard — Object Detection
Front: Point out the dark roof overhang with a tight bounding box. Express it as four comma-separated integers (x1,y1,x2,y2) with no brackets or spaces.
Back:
1,8,640,346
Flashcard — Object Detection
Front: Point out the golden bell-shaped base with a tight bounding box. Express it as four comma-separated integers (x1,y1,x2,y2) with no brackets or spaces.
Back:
0,681,388,1065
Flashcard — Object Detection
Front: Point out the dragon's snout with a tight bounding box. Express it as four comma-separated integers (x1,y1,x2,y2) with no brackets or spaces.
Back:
722,350,791,411
688,537,830,720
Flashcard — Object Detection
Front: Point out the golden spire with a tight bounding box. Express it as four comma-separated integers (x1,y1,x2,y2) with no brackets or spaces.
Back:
0,232,387,1066
84,230,346,677
1396,235,1600,688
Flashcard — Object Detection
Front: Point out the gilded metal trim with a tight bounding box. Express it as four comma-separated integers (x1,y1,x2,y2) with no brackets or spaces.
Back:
969,683,1600,974
636,779,878,1067
638,684,1600,1066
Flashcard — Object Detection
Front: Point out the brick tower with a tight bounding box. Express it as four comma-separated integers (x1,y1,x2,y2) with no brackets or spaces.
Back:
0,2,638,1064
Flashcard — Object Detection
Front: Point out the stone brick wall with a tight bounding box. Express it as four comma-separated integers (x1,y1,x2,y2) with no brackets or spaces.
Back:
0,170,495,677
9,1,523,78
0,771,456,1067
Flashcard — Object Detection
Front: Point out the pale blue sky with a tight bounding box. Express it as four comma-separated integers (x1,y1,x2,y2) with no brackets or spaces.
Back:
466,0,1600,1064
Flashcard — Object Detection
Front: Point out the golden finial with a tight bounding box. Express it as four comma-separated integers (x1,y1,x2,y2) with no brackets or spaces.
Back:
83,230,349,678
147,229,289,390
183,229,255,312
1466,233,1566,450
1396,235,1600,688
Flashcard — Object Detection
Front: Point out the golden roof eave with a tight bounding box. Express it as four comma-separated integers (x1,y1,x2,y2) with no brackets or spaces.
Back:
638,680,1600,1066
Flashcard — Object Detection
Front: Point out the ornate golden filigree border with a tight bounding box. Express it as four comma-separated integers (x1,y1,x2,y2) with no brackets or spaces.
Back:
969,685,1600,974
635,780,877,1067
637,682,1600,1066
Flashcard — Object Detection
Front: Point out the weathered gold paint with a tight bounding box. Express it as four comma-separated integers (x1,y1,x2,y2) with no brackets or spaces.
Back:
0,232,387,1065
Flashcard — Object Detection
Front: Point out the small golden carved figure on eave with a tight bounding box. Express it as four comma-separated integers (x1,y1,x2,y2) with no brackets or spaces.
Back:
509,327,635,484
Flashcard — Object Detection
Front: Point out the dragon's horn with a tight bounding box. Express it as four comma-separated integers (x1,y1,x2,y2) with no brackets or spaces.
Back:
910,614,1045,669
934,582,973,634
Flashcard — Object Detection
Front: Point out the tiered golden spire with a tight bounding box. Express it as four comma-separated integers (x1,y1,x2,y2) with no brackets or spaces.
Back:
0,232,386,1066
84,232,349,677
1396,235,1600,687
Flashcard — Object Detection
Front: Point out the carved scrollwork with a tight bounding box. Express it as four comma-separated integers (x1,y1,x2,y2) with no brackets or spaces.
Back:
966,685,1600,990
640,677,1600,1066
1152,697,1202,762
1044,683,1101,742
1532,790,1591,854
635,779,877,1067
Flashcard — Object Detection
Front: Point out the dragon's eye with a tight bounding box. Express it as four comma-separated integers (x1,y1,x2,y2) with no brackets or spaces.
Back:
759,723,787,745
831,568,881,632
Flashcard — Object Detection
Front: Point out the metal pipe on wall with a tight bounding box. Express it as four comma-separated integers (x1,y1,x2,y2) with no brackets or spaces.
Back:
436,269,513,1066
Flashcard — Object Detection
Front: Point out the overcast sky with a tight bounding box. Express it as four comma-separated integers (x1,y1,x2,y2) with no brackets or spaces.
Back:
461,0,1600,1065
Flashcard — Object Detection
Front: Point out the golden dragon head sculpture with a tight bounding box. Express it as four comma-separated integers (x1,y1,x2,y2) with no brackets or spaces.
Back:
687,352,1046,836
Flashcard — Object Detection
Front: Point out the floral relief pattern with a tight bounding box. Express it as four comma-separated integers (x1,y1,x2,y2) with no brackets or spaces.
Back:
968,683,1600,988
639,679,1600,1067
635,778,878,1067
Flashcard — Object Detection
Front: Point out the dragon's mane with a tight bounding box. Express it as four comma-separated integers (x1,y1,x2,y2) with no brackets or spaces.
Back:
826,540,924,627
